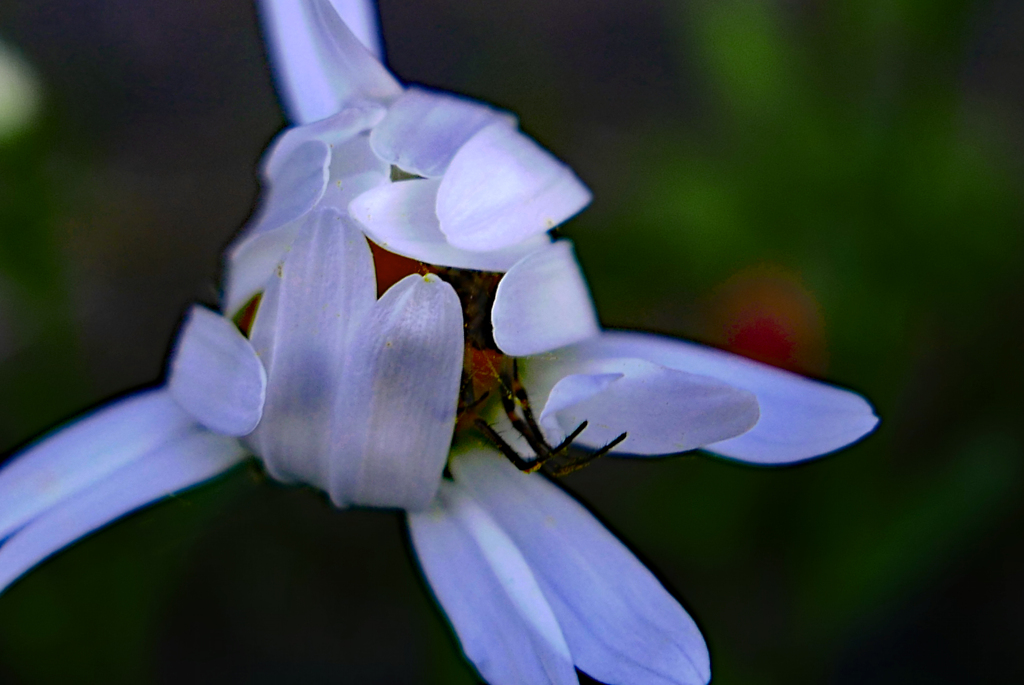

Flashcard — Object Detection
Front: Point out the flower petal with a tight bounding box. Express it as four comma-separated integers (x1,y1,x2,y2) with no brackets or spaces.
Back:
436,123,592,252
226,129,390,314
326,0,384,59
257,0,401,124
408,481,577,685
224,140,331,313
370,87,513,178
167,306,267,437
255,140,332,236
224,220,304,317
452,449,711,685
247,208,376,490
491,240,600,356
0,389,194,542
535,357,760,455
349,178,551,271
0,429,246,595
563,331,879,463
330,274,463,510
263,102,387,177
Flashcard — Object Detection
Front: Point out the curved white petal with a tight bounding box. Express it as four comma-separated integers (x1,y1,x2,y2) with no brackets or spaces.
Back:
437,123,592,252
349,178,552,271
223,140,332,313
224,220,303,316
263,102,387,176
452,449,711,685
562,332,879,464
370,87,513,178
247,209,376,489
227,131,389,314
0,429,246,595
492,240,599,356
318,134,390,209
536,358,760,455
258,0,400,124
0,389,194,541
330,274,463,510
168,306,267,437
408,481,578,685
327,0,383,59
254,140,332,237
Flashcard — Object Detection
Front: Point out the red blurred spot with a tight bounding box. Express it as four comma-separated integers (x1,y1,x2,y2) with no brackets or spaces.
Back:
368,240,426,297
727,316,797,367
711,265,828,374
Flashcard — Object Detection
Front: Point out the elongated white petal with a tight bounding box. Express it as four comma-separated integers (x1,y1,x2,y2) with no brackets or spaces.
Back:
0,430,246,595
536,358,759,454
560,332,879,464
247,209,376,489
492,240,599,356
327,0,383,59
330,274,463,510
0,389,194,541
168,306,267,437
453,449,711,685
258,0,400,124
370,87,512,178
408,481,578,685
437,123,592,252
349,178,552,271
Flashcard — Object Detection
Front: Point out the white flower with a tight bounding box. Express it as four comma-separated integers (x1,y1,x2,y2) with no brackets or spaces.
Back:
225,0,592,328
0,2,879,684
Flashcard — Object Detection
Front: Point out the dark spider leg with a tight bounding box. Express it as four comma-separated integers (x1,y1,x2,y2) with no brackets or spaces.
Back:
474,419,545,473
546,431,628,477
496,369,551,462
507,359,549,449
548,420,589,456
462,390,491,416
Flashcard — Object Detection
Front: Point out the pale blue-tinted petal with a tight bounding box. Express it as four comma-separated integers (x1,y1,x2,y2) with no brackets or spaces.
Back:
224,220,303,316
370,87,513,178
0,429,246,595
437,123,592,252
0,389,194,541
257,0,400,124
327,0,383,59
453,449,712,685
167,306,267,437
535,358,759,454
258,140,332,236
349,178,551,270
562,331,879,464
537,372,622,425
263,102,387,177
491,240,599,356
408,481,577,685
224,140,332,313
226,127,389,314
330,274,463,510
247,209,376,490
318,134,390,209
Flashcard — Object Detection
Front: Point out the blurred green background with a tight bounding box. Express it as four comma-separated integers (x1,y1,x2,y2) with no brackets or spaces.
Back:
1,0,1022,682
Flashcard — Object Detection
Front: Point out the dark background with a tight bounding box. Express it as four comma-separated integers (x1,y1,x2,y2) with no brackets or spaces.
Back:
1,0,1023,682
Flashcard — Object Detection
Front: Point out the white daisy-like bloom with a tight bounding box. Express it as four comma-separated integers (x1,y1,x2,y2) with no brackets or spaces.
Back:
0,2,879,684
